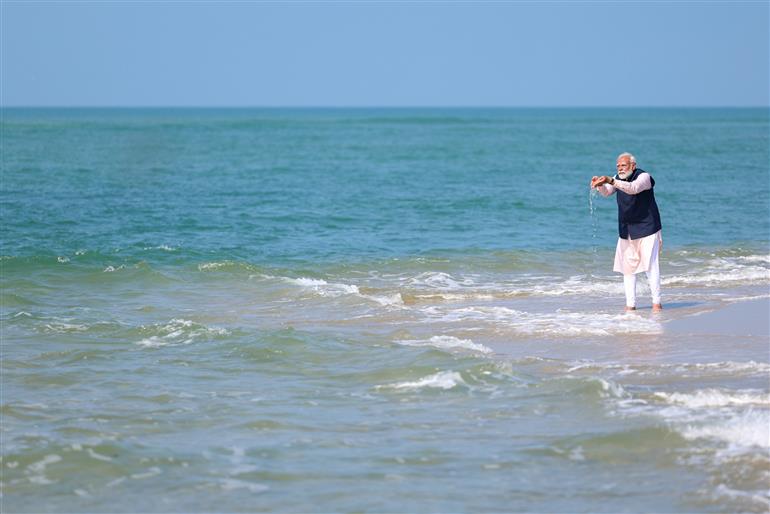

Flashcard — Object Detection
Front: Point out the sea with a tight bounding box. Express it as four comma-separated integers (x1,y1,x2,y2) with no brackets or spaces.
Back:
2,107,769,513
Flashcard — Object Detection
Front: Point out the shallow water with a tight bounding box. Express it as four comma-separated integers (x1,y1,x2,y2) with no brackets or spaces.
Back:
2,108,769,512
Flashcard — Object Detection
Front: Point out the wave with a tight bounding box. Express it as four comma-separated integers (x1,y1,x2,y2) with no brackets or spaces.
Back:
663,268,770,286
376,371,467,391
606,384,770,464
394,335,493,354
653,389,770,408
710,484,770,512
0,292,40,307
3,250,767,302
680,409,770,449
284,277,360,296
565,360,770,380
405,271,477,290
539,376,628,399
134,319,230,348
283,276,404,307
671,361,770,378
418,306,663,337
1,440,189,494
197,260,269,273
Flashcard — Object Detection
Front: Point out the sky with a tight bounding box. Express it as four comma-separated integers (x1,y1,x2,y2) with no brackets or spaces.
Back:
2,1,768,107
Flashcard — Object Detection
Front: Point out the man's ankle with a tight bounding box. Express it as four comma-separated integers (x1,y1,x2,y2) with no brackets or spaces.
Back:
624,306,636,312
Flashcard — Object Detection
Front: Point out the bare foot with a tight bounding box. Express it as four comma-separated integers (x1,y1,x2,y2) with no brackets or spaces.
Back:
624,306,636,312
652,303,663,312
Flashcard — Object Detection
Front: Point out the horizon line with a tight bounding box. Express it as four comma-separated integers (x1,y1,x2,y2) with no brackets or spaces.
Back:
3,104,769,109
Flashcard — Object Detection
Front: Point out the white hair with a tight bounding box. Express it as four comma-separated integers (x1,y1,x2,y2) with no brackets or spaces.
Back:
617,152,636,163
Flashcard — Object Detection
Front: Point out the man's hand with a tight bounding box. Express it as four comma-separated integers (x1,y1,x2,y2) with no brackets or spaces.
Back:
590,176,606,188
590,176,613,188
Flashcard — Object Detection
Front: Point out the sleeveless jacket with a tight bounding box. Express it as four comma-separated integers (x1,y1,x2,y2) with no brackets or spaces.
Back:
615,168,662,240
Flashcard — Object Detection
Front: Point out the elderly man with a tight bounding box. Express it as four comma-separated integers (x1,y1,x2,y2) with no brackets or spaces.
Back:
591,153,663,312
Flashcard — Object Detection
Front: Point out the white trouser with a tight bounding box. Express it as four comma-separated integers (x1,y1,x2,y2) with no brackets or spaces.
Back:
622,237,661,308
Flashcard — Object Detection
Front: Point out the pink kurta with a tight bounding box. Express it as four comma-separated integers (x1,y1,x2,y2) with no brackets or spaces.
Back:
597,173,662,275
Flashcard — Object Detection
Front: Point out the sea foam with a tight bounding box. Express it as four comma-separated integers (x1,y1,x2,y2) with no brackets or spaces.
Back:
395,335,493,354
654,389,770,408
135,319,230,348
377,371,466,391
681,409,770,449
419,306,662,336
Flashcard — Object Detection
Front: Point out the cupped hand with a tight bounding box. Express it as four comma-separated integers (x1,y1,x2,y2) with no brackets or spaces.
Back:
590,176,605,188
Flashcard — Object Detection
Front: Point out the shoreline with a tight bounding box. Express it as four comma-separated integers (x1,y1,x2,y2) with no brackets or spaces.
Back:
665,297,770,338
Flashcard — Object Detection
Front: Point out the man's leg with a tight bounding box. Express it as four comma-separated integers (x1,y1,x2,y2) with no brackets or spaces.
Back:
646,237,662,311
623,273,637,310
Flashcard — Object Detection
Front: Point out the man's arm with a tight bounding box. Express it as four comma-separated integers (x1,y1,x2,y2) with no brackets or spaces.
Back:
596,183,616,197
590,175,616,196
611,172,653,195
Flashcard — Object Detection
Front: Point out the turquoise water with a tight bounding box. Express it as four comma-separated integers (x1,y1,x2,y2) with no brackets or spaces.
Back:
2,108,769,512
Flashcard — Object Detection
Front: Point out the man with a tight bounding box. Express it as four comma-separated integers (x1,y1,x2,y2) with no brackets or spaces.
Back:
591,153,663,312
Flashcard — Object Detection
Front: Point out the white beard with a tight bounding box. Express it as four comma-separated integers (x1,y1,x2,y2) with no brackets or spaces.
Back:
617,169,633,180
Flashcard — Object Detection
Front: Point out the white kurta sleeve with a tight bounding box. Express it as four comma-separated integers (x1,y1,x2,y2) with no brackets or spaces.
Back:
612,173,652,195
596,183,616,197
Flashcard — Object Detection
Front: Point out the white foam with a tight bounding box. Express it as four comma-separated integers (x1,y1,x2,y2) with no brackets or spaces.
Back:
86,448,113,462
285,276,405,307
612,384,770,457
420,306,662,337
654,389,770,408
396,335,492,354
736,254,770,264
711,484,770,510
106,477,126,488
421,305,525,322
57,256,70,263
143,245,176,251
681,410,770,449
391,252,770,298
28,475,55,485
136,336,170,348
135,319,229,348
568,446,586,461
130,467,162,479
363,292,404,307
198,262,229,271
528,277,626,297
406,272,476,290
596,378,627,398
664,268,770,286
43,321,89,333
378,371,466,391
27,454,61,473
220,478,269,492
289,277,329,287
285,277,359,296
674,361,770,377
411,292,496,302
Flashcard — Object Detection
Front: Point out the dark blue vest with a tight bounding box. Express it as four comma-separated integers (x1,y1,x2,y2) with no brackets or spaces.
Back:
615,168,662,240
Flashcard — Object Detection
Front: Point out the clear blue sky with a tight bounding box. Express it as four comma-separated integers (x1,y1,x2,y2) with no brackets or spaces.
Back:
2,1,768,107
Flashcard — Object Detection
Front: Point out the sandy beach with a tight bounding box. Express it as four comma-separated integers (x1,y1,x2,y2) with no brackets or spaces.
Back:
667,297,769,337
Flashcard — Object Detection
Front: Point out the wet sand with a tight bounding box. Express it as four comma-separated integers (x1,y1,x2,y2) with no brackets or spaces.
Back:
666,297,769,338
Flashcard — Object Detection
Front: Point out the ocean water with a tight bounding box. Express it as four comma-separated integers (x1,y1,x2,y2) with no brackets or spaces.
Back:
1,107,769,513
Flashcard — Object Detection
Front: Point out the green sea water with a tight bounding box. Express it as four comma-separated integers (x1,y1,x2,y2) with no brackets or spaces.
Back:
2,108,769,512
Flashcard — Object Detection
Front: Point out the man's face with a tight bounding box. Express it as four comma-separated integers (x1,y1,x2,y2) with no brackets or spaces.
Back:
616,157,636,176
